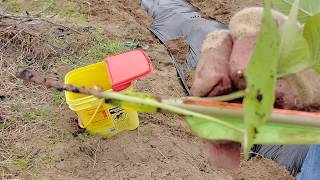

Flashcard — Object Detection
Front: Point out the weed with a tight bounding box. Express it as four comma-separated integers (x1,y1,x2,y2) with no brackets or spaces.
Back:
19,112,36,123
31,171,44,180
35,109,50,117
39,154,53,164
0,0,21,12
47,143,55,151
17,108,50,123
50,30,134,65
61,57,76,66
13,159,32,170
123,38,148,50
51,89,65,106
10,101,23,112
50,1,88,25
88,35,142,60
0,0,88,25
94,35,128,56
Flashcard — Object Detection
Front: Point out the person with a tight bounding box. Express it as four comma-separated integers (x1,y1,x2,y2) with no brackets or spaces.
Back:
298,145,320,180
190,7,320,179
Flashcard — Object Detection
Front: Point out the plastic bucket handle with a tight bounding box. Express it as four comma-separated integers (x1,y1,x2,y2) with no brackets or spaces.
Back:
79,99,104,128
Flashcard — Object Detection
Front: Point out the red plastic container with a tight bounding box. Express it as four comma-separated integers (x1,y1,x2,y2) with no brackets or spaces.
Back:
105,50,153,91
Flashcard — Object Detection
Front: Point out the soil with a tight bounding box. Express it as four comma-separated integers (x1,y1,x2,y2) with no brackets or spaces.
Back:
190,0,264,24
166,38,195,88
0,0,294,179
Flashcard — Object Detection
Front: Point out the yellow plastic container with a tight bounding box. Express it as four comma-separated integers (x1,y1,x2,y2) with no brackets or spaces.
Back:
64,61,139,138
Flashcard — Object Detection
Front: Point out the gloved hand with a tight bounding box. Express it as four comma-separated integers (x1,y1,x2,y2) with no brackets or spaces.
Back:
191,7,320,169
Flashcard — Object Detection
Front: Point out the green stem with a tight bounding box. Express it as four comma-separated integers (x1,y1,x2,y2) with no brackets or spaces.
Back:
181,90,246,102
102,91,245,134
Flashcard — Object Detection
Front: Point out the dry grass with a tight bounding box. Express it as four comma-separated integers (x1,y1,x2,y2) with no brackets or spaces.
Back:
0,17,74,178
0,12,135,177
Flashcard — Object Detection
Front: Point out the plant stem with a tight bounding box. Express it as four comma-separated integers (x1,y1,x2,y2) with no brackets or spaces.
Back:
16,68,320,130
16,68,245,134
103,92,245,133
182,90,246,102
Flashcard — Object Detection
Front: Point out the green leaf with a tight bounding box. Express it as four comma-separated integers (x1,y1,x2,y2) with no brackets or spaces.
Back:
186,116,320,145
272,0,320,23
255,123,320,144
277,0,311,77
186,117,243,142
243,0,279,158
304,13,320,73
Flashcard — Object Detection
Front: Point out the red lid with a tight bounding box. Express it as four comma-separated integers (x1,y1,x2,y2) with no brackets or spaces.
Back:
105,50,153,91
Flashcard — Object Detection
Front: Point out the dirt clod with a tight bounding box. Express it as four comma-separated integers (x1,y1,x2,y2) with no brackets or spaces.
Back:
0,95,6,101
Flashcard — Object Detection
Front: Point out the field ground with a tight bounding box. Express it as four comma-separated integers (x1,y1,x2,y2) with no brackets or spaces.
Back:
0,0,293,179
